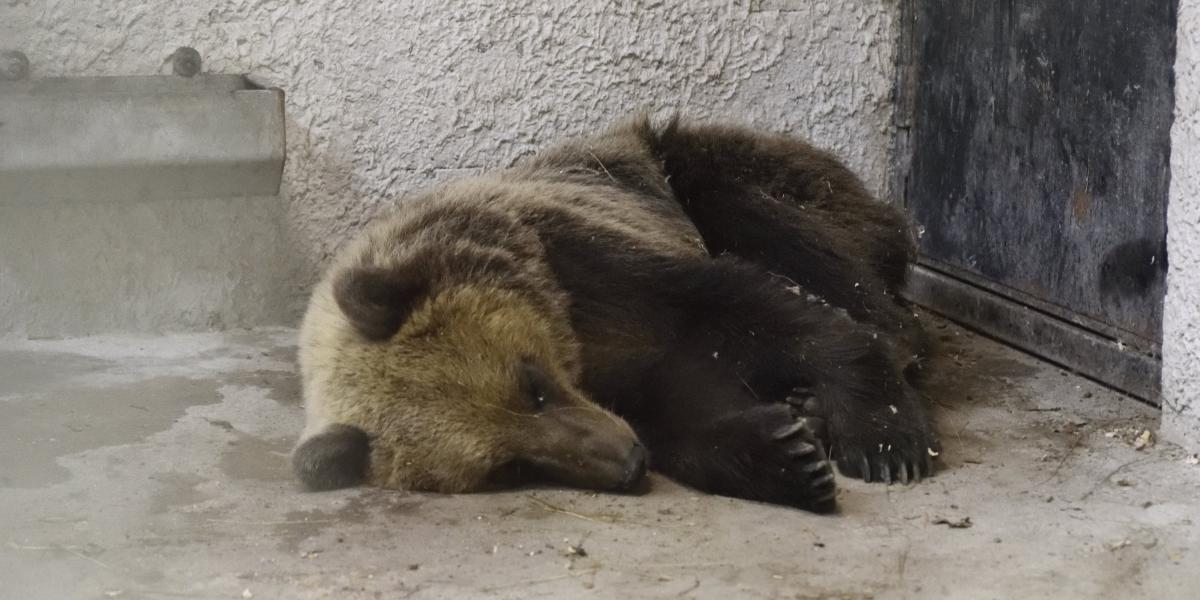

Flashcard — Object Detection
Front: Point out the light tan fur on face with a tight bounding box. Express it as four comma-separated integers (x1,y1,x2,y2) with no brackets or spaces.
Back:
296,116,686,494
301,278,613,492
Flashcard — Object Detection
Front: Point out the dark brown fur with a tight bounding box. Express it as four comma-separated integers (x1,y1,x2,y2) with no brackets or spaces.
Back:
293,115,939,512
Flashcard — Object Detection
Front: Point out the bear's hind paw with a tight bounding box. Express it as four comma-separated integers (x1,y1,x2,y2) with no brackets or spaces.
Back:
837,438,940,485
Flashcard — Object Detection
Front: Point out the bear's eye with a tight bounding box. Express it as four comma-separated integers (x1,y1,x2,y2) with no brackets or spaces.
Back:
531,385,548,410
520,359,553,412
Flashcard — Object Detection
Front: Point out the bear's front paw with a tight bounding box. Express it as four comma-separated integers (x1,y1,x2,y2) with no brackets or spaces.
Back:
788,385,940,485
720,404,838,512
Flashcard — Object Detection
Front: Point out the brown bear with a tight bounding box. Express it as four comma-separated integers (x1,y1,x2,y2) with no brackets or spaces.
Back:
292,115,938,513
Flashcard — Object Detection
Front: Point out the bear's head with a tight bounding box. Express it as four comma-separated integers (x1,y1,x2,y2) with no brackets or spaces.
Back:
296,261,647,495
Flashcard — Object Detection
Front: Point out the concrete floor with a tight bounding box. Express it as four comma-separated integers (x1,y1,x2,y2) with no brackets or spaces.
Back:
1,321,1198,599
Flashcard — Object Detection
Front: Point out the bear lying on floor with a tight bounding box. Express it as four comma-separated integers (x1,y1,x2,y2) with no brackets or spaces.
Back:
292,115,939,513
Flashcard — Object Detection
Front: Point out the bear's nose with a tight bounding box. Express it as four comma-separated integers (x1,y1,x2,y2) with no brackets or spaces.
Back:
616,442,648,492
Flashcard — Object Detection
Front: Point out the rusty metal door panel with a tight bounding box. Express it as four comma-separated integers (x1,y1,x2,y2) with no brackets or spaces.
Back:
898,0,1176,399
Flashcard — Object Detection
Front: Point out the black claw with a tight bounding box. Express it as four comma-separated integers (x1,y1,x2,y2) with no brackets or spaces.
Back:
810,472,835,488
785,391,820,413
898,462,909,485
801,397,821,415
796,417,826,439
773,421,806,440
800,459,829,474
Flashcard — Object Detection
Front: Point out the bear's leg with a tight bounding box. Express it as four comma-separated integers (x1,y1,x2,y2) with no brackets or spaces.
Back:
653,119,917,294
640,256,939,485
651,120,929,370
681,187,929,373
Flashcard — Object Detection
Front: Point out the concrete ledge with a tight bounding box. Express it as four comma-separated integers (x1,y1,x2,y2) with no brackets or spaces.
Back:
0,75,284,202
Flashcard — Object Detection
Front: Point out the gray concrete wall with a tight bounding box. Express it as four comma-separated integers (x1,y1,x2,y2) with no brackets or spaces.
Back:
0,76,295,339
1163,0,1200,453
0,196,298,338
0,0,900,337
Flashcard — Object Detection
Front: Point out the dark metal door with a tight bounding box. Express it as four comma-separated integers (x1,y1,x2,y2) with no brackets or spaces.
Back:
896,0,1177,400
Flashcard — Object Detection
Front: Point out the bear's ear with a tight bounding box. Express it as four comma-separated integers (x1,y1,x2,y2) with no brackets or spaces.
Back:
333,265,428,342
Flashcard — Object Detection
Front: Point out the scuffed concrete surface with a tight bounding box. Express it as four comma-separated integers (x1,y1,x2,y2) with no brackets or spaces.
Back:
1,0,899,328
0,196,299,339
1164,0,1200,453
2,322,1198,599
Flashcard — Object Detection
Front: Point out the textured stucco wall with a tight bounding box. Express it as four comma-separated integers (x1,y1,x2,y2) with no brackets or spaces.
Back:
1163,0,1200,453
1,0,899,335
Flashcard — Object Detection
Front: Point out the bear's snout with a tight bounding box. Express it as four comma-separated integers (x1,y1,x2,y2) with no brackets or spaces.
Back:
615,442,648,492
517,405,646,494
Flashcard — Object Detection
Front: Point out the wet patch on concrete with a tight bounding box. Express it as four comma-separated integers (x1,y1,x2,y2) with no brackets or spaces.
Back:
0,377,222,488
274,508,340,554
193,338,297,367
350,488,427,517
218,431,293,483
220,369,301,405
147,472,210,515
0,350,116,396
271,490,423,554
261,344,298,366
205,418,235,432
